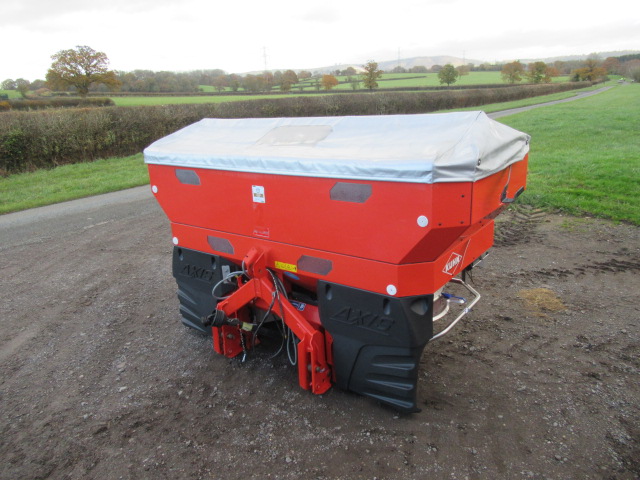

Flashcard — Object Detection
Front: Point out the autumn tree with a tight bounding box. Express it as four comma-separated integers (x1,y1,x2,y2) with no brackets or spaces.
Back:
46,45,120,96
361,60,383,90
321,74,339,90
281,69,298,92
501,61,525,83
526,61,552,84
602,57,621,75
242,74,264,92
438,64,459,86
572,57,607,81
212,75,227,92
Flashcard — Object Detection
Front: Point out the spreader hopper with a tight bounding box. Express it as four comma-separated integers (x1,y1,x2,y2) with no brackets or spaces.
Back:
145,112,529,412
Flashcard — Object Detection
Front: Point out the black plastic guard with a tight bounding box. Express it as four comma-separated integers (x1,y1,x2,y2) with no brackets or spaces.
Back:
318,281,433,413
172,247,238,334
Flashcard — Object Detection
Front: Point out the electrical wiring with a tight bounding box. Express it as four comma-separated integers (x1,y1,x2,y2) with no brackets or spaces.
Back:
268,269,298,366
212,265,299,366
211,268,248,301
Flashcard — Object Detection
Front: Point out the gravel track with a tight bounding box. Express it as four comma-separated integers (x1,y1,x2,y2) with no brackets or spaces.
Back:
1,188,638,479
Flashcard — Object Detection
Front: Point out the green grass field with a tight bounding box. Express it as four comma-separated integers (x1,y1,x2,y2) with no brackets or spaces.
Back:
1,84,638,224
2,73,581,107
297,72,571,91
0,90,22,99
500,84,639,224
0,155,147,214
114,74,579,106
114,73,510,104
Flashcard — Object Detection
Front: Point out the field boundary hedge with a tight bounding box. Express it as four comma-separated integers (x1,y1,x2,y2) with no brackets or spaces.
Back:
1,82,591,174
85,82,570,97
0,97,114,111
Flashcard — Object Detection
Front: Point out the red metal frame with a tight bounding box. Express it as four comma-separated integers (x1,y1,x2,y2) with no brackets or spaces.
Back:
213,247,332,394
169,218,494,297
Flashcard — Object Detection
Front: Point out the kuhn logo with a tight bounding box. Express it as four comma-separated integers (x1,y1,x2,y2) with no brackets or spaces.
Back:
443,253,463,275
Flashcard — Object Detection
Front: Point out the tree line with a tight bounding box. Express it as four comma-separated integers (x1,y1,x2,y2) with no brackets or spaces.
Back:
1,46,386,96
499,55,640,84
3,46,639,98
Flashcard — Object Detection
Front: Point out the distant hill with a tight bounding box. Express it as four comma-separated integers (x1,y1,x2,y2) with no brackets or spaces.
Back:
377,55,483,70
518,50,640,64
253,50,640,75
306,55,482,74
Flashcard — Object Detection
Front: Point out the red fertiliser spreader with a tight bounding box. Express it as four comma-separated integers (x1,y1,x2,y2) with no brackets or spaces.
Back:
144,112,529,412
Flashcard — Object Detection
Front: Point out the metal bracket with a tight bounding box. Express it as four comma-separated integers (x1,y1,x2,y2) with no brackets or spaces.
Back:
501,185,525,204
214,247,332,395
431,277,481,341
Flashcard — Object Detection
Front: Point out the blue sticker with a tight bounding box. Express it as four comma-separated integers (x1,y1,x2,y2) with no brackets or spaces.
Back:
284,271,300,281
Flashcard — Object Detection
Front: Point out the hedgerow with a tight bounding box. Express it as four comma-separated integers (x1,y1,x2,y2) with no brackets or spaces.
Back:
3,97,114,111
0,82,590,174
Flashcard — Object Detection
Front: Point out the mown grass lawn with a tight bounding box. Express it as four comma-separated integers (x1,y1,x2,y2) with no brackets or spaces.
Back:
0,155,147,214
500,84,639,224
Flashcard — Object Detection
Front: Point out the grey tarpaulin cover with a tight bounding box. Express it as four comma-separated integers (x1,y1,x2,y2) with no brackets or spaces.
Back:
143,112,530,184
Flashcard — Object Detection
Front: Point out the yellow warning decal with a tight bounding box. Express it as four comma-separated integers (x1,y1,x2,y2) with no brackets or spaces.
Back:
275,261,297,273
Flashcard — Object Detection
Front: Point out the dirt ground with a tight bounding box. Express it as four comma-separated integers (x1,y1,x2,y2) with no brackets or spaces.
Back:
0,191,638,480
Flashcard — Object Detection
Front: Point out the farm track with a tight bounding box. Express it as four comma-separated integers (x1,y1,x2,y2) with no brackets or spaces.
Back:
0,190,638,479
0,84,635,479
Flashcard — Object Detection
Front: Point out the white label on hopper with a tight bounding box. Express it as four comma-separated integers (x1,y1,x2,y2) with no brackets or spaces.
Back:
252,185,266,203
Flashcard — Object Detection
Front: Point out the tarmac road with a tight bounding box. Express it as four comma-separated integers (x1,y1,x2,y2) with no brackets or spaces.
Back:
0,186,155,251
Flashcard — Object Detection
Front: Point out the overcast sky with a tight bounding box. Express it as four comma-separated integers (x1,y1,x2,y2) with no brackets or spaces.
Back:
2,0,639,81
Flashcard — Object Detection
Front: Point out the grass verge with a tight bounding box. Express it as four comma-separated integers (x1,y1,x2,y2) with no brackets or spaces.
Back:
446,90,579,113
0,154,148,214
500,84,639,225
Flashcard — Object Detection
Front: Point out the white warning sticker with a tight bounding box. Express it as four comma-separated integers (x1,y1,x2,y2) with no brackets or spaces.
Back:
252,185,265,203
